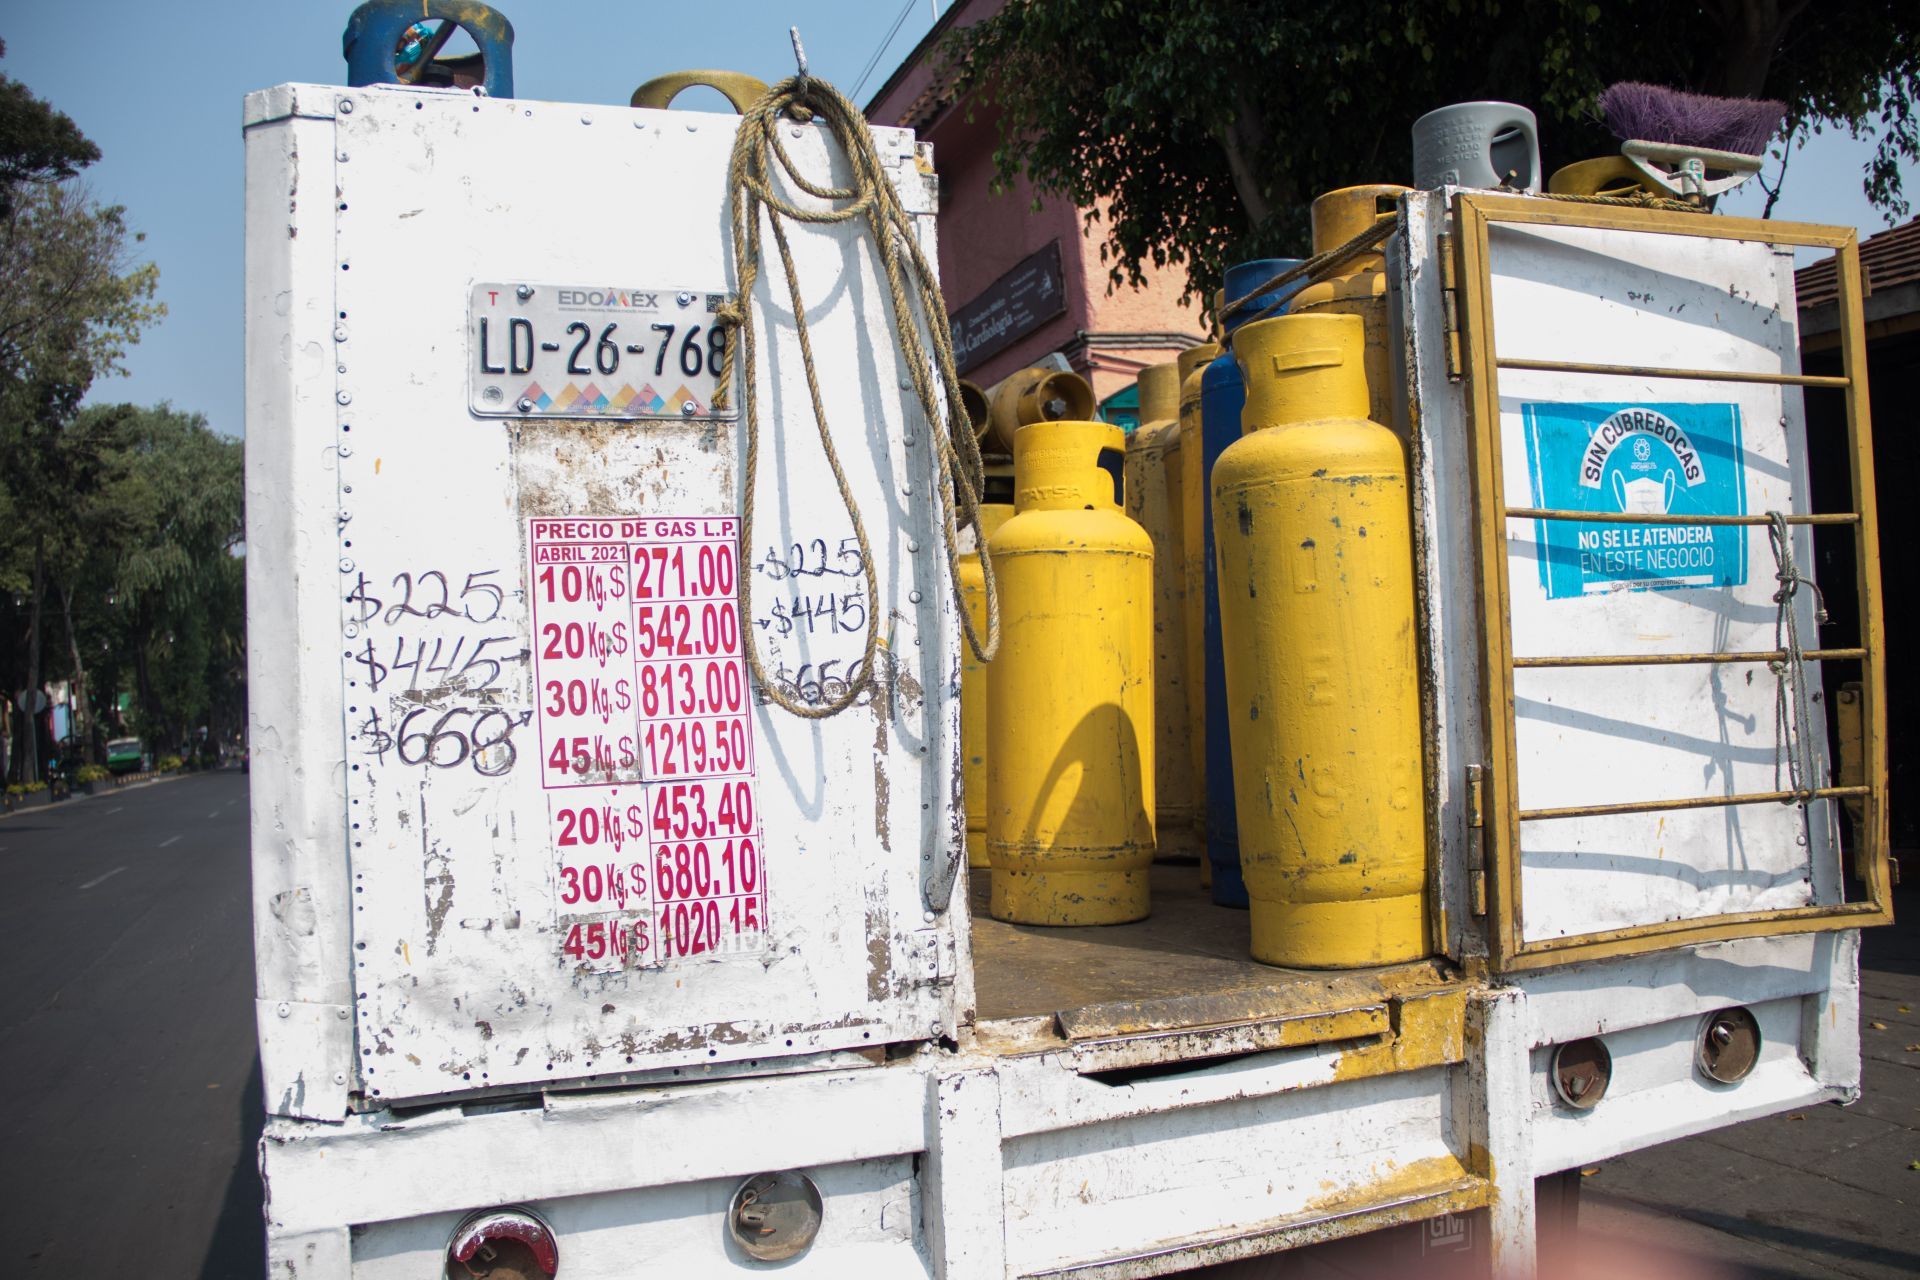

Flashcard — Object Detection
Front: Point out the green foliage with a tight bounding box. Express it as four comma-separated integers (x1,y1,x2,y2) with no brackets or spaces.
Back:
0,39,98,215
74,404,244,751
0,61,221,784
74,763,108,784
0,181,164,436
3,403,244,775
949,0,1920,302
154,753,182,773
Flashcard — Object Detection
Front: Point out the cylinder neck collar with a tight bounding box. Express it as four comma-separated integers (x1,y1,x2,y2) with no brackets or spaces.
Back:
1015,421,1128,512
1235,314,1371,426
1309,185,1411,254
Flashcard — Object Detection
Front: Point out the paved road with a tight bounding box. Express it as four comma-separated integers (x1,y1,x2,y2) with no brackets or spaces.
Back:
0,770,260,1279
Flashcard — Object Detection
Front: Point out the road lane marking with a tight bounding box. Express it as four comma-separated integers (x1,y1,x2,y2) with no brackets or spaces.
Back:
208,810,221,818
80,867,127,890
107,807,123,814
158,835,182,848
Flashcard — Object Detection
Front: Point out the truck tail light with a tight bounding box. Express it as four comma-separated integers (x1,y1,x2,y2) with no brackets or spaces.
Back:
447,1206,558,1279
1550,1038,1612,1111
1698,1006,1762,1084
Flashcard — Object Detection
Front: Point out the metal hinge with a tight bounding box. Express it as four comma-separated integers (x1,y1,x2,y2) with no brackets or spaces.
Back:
1437,231,1464,382
910,929,957,984
1465,764,1488,916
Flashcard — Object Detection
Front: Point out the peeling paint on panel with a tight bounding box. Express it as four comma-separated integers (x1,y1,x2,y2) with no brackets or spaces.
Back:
269,887,318,938
421,787,454,956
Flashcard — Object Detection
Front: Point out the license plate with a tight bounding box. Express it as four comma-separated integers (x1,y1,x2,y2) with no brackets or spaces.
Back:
469,282,734,419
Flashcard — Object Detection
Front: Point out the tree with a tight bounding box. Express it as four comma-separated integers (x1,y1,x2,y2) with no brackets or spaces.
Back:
948,0,1920,302
0,181,163,780
100,404,245,753
1,404,244,774
0,39,98,216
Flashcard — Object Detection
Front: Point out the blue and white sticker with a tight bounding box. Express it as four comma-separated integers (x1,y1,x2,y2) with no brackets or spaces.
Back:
1520,402,1748,600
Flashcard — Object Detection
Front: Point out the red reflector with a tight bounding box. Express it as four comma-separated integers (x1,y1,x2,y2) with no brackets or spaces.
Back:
449,1208,559,1274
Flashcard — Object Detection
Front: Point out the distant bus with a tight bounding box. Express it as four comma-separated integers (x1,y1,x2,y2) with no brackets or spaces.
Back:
105,738,143,775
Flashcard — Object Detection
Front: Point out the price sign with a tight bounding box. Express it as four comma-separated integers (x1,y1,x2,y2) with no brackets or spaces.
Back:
529,516,767,972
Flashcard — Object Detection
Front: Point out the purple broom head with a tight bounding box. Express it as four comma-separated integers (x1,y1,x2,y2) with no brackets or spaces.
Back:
1599,82,1786,156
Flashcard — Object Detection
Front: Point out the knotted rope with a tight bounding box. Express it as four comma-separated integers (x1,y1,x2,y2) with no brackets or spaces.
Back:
1538,188,1714,214
1765,511,1829,803
715,74,998,719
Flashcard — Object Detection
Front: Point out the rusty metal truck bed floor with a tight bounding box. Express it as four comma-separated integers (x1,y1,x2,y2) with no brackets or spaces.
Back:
968,864,1455,1033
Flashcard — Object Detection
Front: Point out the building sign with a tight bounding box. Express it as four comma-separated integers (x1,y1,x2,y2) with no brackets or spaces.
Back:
1520,401,1749,600
949,240,1067,372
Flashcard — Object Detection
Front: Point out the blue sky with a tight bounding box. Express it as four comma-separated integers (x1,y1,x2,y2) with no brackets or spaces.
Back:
3,1,1912,439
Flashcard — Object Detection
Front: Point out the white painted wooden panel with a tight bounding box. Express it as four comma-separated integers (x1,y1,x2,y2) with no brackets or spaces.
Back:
244,92,356,1121
244,82,962,1107
261,1066,927,1235
1524,991,1844,1176
1484,222,1838,941
1515,930,1846,1045
999,1067,1461,1276
348,1156,925,1279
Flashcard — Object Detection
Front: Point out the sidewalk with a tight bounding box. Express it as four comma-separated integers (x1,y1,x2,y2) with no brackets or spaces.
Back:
1574,876,1920,1279
0,766,198,820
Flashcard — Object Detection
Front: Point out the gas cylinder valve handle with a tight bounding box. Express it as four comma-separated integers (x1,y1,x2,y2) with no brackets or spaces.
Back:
721,71,998,720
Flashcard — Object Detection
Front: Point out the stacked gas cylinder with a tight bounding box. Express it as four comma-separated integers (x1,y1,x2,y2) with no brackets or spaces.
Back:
954,192,1430,967
960,104,1573,968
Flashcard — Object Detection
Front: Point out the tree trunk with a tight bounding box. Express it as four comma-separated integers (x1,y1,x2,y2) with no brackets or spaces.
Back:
133,619,154,750
1217,86,1274,227
21,539,44,784
59,581,93,763
1709,0,1810,98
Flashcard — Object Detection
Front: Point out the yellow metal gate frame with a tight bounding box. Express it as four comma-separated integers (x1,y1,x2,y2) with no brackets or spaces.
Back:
1451,192,1892,972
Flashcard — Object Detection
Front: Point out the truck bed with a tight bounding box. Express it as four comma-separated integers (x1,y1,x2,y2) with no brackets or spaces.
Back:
969,864,1457,1063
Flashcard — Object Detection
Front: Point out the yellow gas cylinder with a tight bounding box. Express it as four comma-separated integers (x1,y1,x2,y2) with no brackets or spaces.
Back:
983,366,1096,455
1291,185,1409,432
1212,313,1428,967
959,379,992,445
959,460,1015,869
1125,363,1198,862
1547,156,1661,199
1176,342,1219,881
988,420,1155,924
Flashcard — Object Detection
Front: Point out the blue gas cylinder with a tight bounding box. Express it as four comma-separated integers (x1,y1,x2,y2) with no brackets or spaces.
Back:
344,2,516,101
1199,258,1308,907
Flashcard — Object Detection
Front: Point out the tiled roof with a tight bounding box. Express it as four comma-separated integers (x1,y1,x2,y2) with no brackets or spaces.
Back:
1796,215,1920,310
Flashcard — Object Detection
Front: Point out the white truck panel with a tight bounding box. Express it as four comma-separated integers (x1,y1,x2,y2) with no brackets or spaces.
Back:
349,1157,924,1279
244,89,356,1122
1487,223,1835,938
246,83,964,1109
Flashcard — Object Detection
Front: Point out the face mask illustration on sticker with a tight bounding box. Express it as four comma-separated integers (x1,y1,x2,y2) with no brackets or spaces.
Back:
1612,468,1677,515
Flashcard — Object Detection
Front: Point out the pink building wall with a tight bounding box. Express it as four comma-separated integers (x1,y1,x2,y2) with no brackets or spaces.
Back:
866,0,1204,405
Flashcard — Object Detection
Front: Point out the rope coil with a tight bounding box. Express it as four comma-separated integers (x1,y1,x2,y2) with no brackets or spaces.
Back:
716,74,998,719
